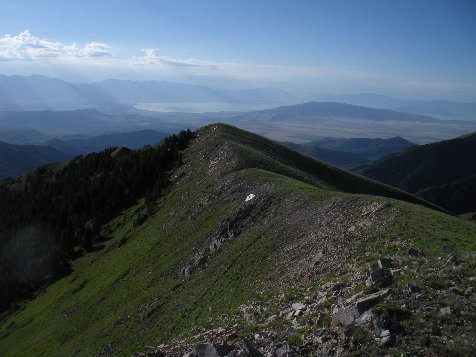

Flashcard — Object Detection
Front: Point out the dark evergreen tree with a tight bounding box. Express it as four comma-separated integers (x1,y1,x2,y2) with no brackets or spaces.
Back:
0,129,193,312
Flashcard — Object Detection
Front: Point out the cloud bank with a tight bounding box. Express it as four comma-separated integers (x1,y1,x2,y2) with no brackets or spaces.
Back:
0,30,112,61
136,48,216,70
1,30,474,101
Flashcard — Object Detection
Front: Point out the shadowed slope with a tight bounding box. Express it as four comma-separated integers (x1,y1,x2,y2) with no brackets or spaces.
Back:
355,132,476,213
0,141,72,180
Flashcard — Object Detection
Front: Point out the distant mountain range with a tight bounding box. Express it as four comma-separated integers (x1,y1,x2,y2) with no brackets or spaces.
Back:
79,79,295,106
256,102,439,122
0,127,52,145
226,102,476,143
0,75,297,111
2,101,476,145
0,141,71,180
355,132,476,214
0,109,169,136
307,93,476,122
43,129,169,156
0,129,169,180
2,75,475,123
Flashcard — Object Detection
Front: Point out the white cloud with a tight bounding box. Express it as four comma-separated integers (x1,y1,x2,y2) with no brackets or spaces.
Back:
134,48,216,71
1,30,474,100
131,48,376,86
0,30,112,61
63,41,112,58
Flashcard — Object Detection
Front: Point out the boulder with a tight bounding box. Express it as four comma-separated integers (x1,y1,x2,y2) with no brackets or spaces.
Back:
274,344,300,357
196,344,219,357
379,330,395,346
227,338,262,357
406,283,421,293
332,305,360,327
367,261,393,288
195,342,235,357
214,342,235,356
373,259,392,269
292,302,306,311
355,309,374,327
440,307,453,316
356,289,390,314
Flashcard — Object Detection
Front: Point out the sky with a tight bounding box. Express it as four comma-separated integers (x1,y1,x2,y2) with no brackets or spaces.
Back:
0,0,475,100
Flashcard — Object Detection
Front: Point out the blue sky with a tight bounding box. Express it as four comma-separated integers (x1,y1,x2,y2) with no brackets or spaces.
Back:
0,0,475,100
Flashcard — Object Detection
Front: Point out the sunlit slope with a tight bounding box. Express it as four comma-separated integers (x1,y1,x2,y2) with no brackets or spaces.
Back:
211,124,443,211
0,124,474,356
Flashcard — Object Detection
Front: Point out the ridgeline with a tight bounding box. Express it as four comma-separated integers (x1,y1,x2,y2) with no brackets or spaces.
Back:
0,124,474,356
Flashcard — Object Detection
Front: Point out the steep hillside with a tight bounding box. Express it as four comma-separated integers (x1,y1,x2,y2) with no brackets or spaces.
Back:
281,136,414,169
314,136,415,161
0,130,193,312
0,141,72,180
281,141,369,169
417,174,476,215
355,132,476,214
0,124,474,356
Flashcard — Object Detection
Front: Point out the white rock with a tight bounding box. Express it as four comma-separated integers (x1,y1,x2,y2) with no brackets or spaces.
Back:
292,302,306,310
266,315,277,323
317,296,327,305
279,308,292,316
356,310,374,326
440,307,452,315
380,335,392,346
245,194,255,202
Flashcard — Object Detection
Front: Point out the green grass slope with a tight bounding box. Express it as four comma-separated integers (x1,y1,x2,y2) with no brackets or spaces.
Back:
213,124,443,212
0,124,474,356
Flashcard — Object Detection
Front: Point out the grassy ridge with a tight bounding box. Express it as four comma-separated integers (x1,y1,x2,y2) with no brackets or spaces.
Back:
217,124,445,212
0,124,474,355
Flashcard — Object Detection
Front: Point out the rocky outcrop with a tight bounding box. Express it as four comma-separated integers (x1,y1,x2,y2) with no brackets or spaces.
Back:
136,247,475,356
